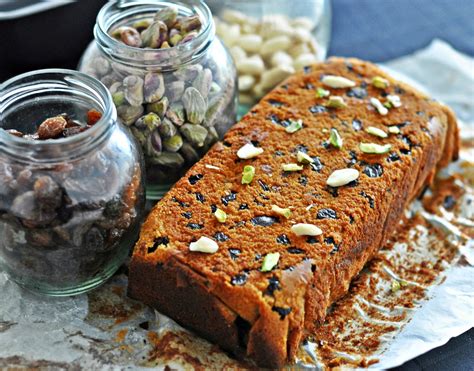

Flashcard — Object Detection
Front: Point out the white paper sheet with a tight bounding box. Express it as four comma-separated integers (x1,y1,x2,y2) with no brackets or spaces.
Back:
0,39,472,369
372,40,474,368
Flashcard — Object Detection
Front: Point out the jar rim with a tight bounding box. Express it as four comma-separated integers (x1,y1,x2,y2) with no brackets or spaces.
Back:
0,69,117,164
94,0,215,70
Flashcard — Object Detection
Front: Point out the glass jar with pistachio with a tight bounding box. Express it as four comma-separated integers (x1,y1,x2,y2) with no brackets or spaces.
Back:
79,0,237,199
0,70,145,296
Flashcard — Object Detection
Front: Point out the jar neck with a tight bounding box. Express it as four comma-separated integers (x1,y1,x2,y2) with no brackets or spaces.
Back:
94,0,215,71
0,69,117,165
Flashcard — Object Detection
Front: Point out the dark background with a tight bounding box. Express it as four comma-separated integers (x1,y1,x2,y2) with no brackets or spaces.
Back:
0,0,472,369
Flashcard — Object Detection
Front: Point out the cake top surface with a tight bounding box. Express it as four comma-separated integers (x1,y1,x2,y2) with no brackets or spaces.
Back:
134,57,450,320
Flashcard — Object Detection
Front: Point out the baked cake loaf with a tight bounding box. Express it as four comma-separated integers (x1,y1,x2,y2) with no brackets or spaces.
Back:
129,58,459,367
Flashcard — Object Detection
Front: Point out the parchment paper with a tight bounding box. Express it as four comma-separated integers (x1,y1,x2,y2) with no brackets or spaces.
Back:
0,39,473,369
372,39,474,369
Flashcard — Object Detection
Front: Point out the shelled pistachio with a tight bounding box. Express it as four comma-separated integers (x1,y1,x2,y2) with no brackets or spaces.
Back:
110,6,203,50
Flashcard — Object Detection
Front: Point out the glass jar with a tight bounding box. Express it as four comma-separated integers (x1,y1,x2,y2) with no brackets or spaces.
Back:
78,0,237,199
207,0,332,114
0,69,145,296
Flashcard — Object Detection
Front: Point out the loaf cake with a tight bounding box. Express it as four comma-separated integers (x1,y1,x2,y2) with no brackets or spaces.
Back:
128,58,459,367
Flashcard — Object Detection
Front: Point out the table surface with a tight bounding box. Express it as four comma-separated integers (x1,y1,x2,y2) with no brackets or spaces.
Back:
329,1,473,370
0,0,472,369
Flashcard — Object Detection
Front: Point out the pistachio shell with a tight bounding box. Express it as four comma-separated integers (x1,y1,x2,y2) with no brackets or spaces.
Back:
158,118,178,139
163,134,184,152
180,123,208,147
132,19,151,32
204,96,223,127
145,130,162,157
192,68,213,98
179,141,200,163
154,6,178,28
173,64,203,81
144,72,165,103
182,87,207,125
178,15,202,33
202,126,218,149
117,104,144,126
135,113,161,131
100,74,115,88
94,57,111,76
130,127,147,147
141,20,168,48
169,28,180,38
167,80,185,102
179,31,198,45
112,91,125,107
119,26,142,47
123,75,144,107
109,81,122,95
169,33,183,46
110,27,122,39
146,96,169,118
166,103,186,126
149,152,185,167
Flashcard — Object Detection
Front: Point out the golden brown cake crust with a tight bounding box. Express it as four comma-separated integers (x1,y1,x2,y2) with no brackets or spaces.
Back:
128,58,459,368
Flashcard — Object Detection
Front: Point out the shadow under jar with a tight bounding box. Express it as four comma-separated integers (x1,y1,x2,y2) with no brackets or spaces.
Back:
0,70,145,296
78,0,238,199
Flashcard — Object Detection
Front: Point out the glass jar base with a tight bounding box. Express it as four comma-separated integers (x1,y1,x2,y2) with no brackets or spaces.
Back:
2,239,131,297
7,261,122,297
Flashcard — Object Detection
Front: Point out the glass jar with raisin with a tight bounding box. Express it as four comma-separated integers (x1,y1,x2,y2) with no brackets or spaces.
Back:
78,0,237,199
0,69,145,296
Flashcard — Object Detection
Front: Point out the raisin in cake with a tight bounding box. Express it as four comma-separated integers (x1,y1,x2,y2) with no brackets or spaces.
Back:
128,58,459,368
